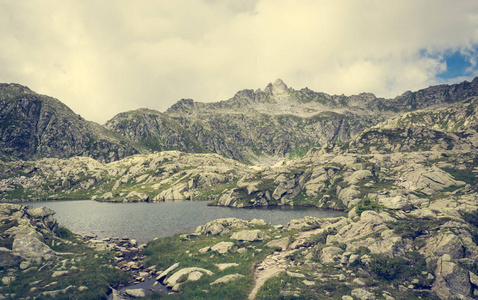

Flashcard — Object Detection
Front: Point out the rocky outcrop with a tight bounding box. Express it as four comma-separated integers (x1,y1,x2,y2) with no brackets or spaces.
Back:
0,204,58,262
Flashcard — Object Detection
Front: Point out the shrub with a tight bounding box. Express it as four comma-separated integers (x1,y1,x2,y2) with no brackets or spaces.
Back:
355,197,381,216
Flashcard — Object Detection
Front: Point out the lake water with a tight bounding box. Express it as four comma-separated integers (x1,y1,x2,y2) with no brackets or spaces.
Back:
22,200,342,244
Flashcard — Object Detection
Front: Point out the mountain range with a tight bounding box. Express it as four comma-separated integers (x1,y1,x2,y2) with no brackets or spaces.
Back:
2,78,478,164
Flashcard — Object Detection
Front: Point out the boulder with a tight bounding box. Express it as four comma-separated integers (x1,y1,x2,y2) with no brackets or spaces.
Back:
231,229,268,242
210,273,244,285
432,254,471,299
124,288,146,298
156,262,180,282
377,196,408,210
420,232,468,260
338,186,361,207
0,247,22,268
51,271,69,278
26,207,55,218
187,271,203,282
345,170,373,184
124,191,149,202
284,216,323,231
215,263,239,271
211,241,235,254
196,218,250,236
320,246,342,263
165,267,214,287
351,288,376,300
399,165,465,195
11,226,56,261
327,211,394,244
265,236,291,251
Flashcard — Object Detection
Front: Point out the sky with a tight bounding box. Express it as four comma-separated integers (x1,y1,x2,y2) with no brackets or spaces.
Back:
1,0,478,124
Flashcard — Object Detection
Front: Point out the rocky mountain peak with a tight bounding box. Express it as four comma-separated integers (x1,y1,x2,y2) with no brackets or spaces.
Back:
166,98,196,114
264,79,288,96
0,83,35,98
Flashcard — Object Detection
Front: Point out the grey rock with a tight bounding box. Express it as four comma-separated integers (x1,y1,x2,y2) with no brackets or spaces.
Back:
351,288,376,300
231,229,268,242
124,288,146,298
211,241,235,254
0,247,22,268
210,273,244,285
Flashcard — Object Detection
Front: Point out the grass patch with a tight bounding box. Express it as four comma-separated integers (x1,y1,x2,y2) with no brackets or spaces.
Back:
142,226,277,299
355,197,381,216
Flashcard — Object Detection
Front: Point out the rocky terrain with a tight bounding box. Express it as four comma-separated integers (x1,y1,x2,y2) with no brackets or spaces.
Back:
2,97,476,212
1,78,478,298
117,200,478,299
0,203,128,299
0,150,254,202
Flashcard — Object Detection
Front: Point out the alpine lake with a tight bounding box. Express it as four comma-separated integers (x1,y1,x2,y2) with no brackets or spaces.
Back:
20,200,343,244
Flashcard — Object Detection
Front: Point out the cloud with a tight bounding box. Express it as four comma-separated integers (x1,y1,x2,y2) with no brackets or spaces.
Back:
0,0,478,123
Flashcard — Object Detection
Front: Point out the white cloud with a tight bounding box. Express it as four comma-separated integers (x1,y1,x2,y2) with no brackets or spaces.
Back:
0,0,477,123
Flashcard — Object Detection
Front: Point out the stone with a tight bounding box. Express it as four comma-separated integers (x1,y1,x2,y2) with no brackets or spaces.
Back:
236,248,247,254
215,263,239,271
111,288,125,300
210,273,245,285
198,246,211,253
124,288,146,298
211,241,235,254
353,278,366,286
156,262,180,282
19,261,31,270
1,276,15,285
351,288,376,300
0,247,22,268
124,191,149,202
196,218,250,236
11,226,57,261
469,271,478,286
188,271,203,281
231,229,268,242
303,280,315,286
265,236,291,251
320,246,342,263
286,271,305,278
432,255,472,299
345,170,373,184
165,267,214,287
342,296,353,300
377,196,408,210
52,270,69,278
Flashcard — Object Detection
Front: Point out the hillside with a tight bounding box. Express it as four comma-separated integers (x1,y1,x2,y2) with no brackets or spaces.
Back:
0,83,138,162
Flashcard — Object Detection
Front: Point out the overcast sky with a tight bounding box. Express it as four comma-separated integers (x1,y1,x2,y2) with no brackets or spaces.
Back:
1,0,478,123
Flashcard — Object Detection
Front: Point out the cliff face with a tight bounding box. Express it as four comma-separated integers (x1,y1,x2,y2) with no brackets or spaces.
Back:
0,84,138,162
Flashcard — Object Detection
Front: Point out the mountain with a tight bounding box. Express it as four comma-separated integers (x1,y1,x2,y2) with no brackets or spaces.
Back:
0,83,138,162
2,77,478,164
1,96,477,206
106,78,478,164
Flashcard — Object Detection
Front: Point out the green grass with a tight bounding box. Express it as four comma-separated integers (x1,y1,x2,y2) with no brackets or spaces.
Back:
355,197,381,216
142,225,278,299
